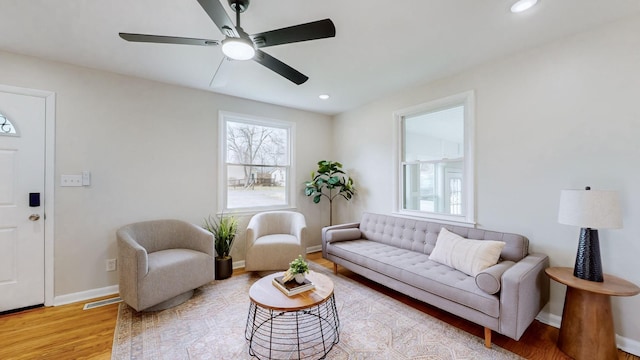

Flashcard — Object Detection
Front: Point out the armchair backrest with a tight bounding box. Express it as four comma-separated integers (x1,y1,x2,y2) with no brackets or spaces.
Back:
247,211,306,238
117,219,213,255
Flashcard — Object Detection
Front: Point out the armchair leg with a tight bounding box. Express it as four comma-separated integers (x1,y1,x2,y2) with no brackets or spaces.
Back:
484,327,492,348
333,263,338,274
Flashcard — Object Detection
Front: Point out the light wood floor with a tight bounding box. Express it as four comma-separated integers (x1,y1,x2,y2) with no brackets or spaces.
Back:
1,252,638,359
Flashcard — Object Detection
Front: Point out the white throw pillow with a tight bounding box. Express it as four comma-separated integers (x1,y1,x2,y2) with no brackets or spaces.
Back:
429,228,506,276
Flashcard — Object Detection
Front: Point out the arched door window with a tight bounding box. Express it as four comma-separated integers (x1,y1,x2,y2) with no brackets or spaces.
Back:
0,112,19,136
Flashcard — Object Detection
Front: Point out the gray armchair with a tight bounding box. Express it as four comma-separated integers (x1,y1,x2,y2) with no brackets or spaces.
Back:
116,219,214,311
245,211,307,271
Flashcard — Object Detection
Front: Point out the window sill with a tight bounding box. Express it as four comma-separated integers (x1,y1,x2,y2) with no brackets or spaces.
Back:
220,206,298,217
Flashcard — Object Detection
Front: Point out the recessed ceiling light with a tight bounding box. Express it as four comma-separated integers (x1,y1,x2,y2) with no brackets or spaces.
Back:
510,0,538,13
319,94,330,100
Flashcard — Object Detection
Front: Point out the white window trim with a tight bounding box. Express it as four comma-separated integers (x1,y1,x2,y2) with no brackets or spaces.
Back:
218,111,296,214
392,90,475,225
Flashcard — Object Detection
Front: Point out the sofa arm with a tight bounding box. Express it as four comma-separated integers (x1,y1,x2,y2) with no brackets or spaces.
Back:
321,222,360,258
499,253,550,340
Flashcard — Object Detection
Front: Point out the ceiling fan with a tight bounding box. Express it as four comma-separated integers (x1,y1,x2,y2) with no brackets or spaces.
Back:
119,0,336,85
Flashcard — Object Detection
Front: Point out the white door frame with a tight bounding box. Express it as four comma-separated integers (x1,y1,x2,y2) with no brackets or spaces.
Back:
0,84,55,307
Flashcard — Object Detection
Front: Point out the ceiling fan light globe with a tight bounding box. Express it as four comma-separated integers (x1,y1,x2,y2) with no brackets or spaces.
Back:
510,0,538,13
222,38,255,60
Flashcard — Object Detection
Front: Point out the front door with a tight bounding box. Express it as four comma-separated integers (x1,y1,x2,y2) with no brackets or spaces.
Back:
0,89,46,312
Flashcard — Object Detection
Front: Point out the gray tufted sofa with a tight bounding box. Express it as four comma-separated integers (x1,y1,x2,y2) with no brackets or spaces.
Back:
322,212,549,347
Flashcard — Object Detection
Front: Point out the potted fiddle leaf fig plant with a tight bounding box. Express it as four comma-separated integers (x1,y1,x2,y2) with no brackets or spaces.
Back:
304,160,355,225
203,214,238,280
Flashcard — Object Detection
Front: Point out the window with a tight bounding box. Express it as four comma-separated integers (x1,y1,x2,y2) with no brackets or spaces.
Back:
394,91,475,224
219,111,294,212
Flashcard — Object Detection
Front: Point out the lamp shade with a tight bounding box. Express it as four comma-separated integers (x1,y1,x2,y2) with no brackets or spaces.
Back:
558,189,622,229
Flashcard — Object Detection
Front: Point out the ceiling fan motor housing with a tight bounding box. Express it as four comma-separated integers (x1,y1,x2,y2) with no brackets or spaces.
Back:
228,0,250,13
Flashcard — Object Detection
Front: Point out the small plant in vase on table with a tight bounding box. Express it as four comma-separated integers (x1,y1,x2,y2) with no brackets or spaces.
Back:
283,255,309,284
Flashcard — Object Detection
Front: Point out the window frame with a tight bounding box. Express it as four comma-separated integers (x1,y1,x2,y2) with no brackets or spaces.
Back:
393,90,475,225
218,111,296,214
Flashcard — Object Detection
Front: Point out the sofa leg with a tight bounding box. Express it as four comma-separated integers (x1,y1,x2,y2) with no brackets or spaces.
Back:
484,327,492,348
333,263,338,274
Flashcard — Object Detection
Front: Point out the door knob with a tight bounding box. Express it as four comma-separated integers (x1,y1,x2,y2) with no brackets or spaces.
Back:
29,214,40,221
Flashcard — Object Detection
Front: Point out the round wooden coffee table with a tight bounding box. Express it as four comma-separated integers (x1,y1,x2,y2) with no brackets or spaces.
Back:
245,271,340,360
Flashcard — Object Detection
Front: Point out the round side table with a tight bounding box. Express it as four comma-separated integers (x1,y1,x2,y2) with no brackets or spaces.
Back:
546,267,640,360
245,271,340,360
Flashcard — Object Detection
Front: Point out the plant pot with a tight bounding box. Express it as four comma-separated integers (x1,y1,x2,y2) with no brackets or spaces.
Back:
294,273,306,284
215,257,233,280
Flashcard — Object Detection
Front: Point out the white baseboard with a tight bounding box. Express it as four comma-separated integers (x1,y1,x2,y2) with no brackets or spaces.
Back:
536,310,640,356
535,310,561,328
232,260,245,269
617,335,640,357
54,285,119,306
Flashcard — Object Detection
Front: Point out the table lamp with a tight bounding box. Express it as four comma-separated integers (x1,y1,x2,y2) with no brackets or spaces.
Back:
558,186,622,282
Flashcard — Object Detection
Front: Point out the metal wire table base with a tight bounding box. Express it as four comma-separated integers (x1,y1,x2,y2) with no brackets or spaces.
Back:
245,295,340,360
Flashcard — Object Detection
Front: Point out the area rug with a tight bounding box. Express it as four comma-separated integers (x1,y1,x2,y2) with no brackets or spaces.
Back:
111,264,522,359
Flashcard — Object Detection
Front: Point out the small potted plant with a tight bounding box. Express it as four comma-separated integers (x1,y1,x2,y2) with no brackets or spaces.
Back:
203,214,238,280
283,255,309,284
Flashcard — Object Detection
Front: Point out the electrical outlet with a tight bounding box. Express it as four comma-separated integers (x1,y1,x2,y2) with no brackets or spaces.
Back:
106,258,117,272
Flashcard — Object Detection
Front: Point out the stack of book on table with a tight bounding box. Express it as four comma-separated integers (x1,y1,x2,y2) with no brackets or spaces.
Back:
272,276,315,296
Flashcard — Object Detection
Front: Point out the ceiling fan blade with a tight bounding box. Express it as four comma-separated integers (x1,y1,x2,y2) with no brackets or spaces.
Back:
210,56,234,88
119,33,220,46
253,50,308,85
196,0,239,37
250,19,335,48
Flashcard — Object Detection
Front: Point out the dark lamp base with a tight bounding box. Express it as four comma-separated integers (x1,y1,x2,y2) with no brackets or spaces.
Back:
573,228,603,282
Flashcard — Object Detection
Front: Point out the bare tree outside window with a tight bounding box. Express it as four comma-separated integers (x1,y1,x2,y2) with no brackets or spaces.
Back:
223,117,291,210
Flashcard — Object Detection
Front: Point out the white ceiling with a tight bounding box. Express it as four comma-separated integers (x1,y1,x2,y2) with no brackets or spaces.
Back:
1,0,639,115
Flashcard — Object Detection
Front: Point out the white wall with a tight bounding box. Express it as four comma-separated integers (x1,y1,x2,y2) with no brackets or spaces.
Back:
0,50,333,297
333,15,640,350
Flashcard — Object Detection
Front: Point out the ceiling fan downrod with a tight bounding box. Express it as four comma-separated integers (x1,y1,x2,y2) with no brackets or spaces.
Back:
228,0,249,13
228,0,249,28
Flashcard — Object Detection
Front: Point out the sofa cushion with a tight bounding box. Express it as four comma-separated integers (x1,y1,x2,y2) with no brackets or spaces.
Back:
326,228,361,243
429,228,505,276
475,261,515,294
327,239,500,318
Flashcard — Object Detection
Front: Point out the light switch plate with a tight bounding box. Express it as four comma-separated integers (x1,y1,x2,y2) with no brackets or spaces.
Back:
61,174,83,187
